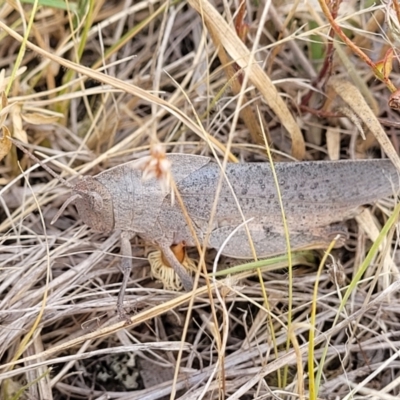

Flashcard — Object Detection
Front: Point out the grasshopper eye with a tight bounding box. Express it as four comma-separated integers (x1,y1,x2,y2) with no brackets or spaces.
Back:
88,191,104,212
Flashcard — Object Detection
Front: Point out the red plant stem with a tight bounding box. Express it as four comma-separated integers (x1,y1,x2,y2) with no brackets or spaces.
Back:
318,0,396,92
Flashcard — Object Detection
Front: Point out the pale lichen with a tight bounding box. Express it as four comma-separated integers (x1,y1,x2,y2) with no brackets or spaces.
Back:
149,243,197,290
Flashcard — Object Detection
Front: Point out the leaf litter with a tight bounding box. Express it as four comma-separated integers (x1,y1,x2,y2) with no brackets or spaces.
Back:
1,1,400,399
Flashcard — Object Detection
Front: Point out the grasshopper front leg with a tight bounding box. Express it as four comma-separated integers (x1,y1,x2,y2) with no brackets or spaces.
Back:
117,231,135,322
117,234,194,321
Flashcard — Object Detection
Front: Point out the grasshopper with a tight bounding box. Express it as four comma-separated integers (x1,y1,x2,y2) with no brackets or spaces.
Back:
11,141,400,320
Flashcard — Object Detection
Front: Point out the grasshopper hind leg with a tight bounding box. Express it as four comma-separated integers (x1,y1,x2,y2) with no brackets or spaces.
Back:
209,223,348,259
158,243,194,291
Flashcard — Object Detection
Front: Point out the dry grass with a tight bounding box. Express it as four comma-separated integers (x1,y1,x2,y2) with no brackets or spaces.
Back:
1,0,400,399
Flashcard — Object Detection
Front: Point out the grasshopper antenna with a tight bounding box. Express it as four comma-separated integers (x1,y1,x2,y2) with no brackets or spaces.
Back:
51,193,81,224
10,137,79,225
10,137,73,189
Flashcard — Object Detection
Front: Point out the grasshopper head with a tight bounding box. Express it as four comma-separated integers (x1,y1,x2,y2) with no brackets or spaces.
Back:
72,176,115,233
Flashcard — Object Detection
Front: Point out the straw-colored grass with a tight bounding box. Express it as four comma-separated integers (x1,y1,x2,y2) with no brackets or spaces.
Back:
1,1,400,399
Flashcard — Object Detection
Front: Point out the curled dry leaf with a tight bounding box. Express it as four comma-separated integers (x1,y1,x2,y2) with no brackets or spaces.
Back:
21,112,60,125
11,104,27,143
0,126,12,162
326,126,341,161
